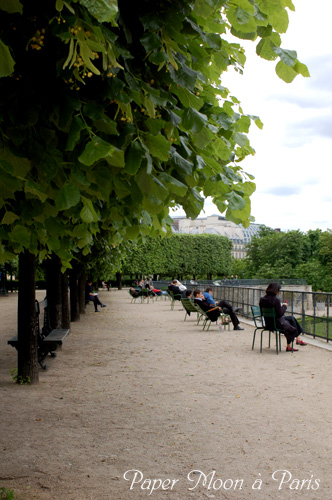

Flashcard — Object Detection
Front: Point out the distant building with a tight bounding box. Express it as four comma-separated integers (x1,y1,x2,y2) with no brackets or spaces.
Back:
171,215,263,259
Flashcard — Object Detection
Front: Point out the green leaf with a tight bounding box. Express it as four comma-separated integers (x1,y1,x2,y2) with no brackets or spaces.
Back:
1,211,19,224
25,180,48,202
168,63,198,91
269,8,289,33
78,0,118,23
273,47,297,66
256,37,279,61
66,116,85,151
0,0,22,13
55,183,81,211
225,191,246,211
158,173,188,197
80,198,99,223
10,225,30,247
275,60,297,82
107,148,125,168
125,142,145,175
227,6,257,33
193,0,220,19
181,108,208,133
233,132,249,147
79,136,114,166
126,225,140,240
140,33,162,52
143,134,171,161
0,39,15,77
293,60,310,78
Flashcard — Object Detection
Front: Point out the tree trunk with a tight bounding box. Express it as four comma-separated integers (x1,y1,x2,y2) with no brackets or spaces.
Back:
17,251,38,384
116,272,122,290
46,253,62,329
78,270,86,314
61,272,70,329
69,267,80,322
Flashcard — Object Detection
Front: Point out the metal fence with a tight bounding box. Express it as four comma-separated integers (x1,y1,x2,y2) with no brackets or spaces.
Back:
155,280,331,343
211,285,331,343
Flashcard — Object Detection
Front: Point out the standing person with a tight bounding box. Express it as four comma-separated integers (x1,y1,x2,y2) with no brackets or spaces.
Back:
144,277,153,289
85,280,106,312
203,286,243,330
259,282,307,352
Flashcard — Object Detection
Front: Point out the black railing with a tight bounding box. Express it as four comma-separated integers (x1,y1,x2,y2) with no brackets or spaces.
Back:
212,285,331,343
154,280,331,343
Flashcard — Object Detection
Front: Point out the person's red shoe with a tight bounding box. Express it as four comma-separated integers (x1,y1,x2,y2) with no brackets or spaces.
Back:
296,339,307,346
286,347,299,352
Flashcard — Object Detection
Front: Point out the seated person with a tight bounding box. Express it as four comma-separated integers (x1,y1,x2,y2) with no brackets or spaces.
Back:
259,282,306,352
175,280,187,292
85,281,106,312
167,280,183,300
203,286,243,331
183,289,193,299
152,287,168,296
129,287,142,298
193,289,222,323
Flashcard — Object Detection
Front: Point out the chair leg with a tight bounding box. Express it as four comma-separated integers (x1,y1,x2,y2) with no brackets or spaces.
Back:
252,329,257,350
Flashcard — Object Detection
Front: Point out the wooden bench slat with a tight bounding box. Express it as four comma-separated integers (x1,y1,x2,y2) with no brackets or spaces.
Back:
43,329,70,344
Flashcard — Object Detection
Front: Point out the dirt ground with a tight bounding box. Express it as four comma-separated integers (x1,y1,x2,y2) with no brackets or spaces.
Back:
0,289,331,500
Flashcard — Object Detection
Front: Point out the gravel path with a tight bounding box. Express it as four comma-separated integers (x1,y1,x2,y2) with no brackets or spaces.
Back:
0,289,331,500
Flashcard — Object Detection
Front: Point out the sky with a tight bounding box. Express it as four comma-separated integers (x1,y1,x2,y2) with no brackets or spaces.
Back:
172,0,332,233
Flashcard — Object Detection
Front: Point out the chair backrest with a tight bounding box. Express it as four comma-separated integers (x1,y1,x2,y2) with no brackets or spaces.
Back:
251,305,264,327
193,302,208,317
261,307,278,331
181,298,197,313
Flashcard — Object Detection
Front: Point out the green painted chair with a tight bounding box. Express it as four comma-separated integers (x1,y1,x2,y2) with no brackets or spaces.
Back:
251,305,265,350
193,303,230,331
181,298,200,322
260,307,294,354
167,290,182,310
128,289,141,303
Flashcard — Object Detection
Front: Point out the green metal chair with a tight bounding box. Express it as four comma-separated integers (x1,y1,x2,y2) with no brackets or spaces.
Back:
128,289,141,303
193,303,230,331
167,290,182,310
260,307,294,354
141,288,154,303
181,298,200,322
251,305,265,350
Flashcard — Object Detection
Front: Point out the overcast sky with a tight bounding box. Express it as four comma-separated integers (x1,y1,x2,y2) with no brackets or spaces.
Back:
172,0,332,233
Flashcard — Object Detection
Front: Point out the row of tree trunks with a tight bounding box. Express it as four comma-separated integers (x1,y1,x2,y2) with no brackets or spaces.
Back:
17,252,89,384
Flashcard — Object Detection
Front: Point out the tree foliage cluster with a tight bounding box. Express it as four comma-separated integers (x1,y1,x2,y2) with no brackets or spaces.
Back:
0,0,308,269
122,233,232,280
243,228,332,291
0,0,308,382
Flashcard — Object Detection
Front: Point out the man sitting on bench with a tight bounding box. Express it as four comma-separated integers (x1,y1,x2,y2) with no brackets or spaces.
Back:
85,281,106,312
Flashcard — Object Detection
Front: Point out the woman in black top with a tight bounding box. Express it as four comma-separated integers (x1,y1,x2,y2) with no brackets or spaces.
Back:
259,282,307,352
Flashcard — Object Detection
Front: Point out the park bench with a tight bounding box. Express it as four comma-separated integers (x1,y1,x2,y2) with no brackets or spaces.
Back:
8,297,70,370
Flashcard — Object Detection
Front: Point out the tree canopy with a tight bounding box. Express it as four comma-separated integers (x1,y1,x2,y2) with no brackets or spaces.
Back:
122,233,232,279
243,228,332,291
0,0,309,267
